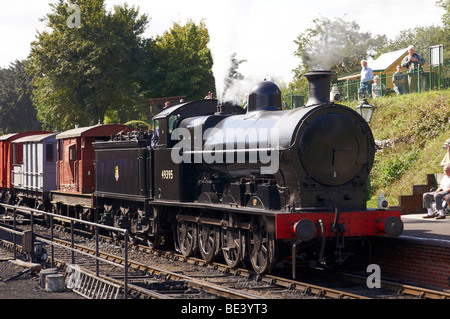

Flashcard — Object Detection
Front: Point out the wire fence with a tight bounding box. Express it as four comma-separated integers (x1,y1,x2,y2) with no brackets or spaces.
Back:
334,66,449,102
283,63,450,107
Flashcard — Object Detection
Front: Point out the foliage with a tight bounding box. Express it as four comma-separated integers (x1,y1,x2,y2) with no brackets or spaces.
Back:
436,0,450,27
124,120,149,131
350,90,450,207
372,2,450,85
371,148,419,189
376,24,450,84
368,91,450,143
151,20,215,100
377,25,447,61
0,61,41,133
27,0,150,131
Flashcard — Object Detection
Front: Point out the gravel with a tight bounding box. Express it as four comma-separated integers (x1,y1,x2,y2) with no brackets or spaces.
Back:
0,248,83,299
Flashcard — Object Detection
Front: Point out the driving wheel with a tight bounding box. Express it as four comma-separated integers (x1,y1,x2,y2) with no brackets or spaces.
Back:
221,228,245,268
248,220,275,274
198,224,219,262
176,220,197,257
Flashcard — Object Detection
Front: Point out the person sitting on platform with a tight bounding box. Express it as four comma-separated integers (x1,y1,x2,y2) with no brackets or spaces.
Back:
422,163,450,220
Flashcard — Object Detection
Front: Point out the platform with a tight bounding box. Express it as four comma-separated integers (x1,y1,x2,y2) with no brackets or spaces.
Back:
400,213,450,246
359,214,450,291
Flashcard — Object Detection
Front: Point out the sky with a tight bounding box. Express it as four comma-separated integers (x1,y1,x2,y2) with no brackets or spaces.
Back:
0,0,446,87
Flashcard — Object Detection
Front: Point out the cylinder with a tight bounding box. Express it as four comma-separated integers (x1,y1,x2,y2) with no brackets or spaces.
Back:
304,70,334,106
45,274,65,292
39,268,58,289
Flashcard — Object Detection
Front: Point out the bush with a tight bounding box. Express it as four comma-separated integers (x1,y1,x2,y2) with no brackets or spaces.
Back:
371,149,419,190
125,120,150,131
345,89,450,207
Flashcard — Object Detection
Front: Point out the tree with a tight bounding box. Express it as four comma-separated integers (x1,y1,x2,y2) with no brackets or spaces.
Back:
0,61,41,134
151,20,215,100
378,25,447,61
436,0,450,27
378,3,449,81
27,0,149,131
292,17,387,83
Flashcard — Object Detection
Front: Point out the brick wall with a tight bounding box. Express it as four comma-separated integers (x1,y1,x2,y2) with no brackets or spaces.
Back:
349,237,450,291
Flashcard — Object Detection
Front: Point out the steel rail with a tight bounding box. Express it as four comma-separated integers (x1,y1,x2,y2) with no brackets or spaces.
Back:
135,244,371,299
340,272,450,299
50,237,263,299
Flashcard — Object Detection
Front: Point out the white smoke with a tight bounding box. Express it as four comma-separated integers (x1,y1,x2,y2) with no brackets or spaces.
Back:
222,78,253,106
205,0,255,103
221,75,277,106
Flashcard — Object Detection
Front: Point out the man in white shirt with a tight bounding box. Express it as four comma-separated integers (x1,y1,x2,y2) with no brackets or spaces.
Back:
359,60,374,99
423,164,450,219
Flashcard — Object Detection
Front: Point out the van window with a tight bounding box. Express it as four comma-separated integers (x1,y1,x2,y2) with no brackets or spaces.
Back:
46,143,55,162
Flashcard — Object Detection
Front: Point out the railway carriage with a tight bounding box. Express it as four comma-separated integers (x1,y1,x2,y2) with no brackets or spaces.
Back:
50,123,131,221
0,131,51,204
12,132,58,210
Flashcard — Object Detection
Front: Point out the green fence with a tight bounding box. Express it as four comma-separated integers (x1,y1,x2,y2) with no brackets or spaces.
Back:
334,64,450,102
283,93,305,109
283,62,449,107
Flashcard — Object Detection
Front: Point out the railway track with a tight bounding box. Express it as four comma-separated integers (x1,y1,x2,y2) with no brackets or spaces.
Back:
54,237,265,299
27,234,370,299
339,272,450,299
0,221,366,299
1,219,450,300
0,223,262,299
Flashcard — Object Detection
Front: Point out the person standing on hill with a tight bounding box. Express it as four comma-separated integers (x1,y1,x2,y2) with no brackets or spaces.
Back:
359,60,373,99
401,45,425,93
392,65,405,95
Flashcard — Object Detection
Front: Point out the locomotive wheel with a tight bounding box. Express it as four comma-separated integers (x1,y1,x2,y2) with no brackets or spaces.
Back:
248,220,275,274
176,220,198,257
145,206,161,249
198,224,219,262
221,228,245,268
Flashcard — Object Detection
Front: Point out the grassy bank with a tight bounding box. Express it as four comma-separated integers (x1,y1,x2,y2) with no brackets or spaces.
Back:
343,89,450,208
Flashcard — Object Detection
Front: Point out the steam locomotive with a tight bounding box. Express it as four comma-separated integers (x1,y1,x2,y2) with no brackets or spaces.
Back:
0,70,403,276
93,70,403,275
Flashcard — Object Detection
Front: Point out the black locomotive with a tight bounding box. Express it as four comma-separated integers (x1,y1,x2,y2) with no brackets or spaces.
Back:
93,70,403,275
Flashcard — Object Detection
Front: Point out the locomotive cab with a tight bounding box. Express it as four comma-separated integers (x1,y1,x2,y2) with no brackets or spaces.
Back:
152,100,244,148
152,99,244,201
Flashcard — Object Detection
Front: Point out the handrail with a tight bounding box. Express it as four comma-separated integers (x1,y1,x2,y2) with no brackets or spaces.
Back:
0,203,129,299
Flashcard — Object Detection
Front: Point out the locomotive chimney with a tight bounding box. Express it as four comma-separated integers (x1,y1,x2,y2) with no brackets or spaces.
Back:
304,70,334,106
